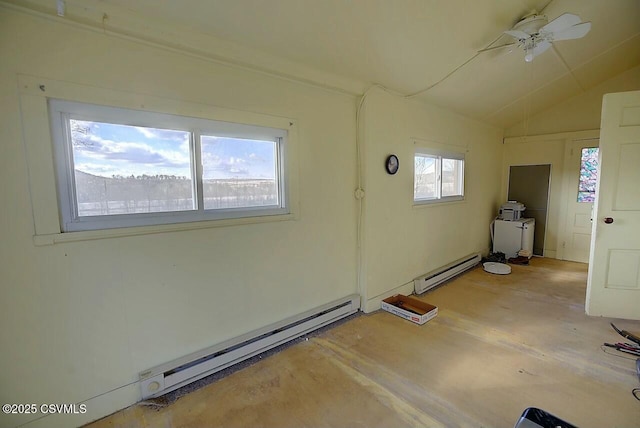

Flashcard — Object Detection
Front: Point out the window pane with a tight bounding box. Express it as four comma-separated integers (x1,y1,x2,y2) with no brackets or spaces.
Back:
70,120,194,217
201,136,279,210
577,147,598,203
442,158,464,197
414,155,438,200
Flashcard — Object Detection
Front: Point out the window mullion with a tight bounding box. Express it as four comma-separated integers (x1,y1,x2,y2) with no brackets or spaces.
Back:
193,130,204,212
276,137,284,208
437,156,443,199
59,113,78,226
62,113,79,223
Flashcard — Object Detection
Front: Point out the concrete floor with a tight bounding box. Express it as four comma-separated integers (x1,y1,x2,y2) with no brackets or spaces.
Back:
87,258,640,427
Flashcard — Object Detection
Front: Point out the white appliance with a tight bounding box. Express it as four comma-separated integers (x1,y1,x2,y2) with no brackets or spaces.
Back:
498,201,526,221
493,218,535,259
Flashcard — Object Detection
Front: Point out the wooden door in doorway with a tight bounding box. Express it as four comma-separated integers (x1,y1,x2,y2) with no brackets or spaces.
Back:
587,90,640,320
563,140,599,263
508,164,551,256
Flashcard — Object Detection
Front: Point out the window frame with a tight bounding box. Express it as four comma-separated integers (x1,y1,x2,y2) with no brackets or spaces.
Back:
413,147,465,205
49,99,289,232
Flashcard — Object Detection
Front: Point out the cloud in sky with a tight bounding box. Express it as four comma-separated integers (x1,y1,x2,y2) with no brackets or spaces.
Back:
134,126,188,143
201,152,251,176
70,120,277,180
79,137,186,167
71,120,191,177
201,136,276,180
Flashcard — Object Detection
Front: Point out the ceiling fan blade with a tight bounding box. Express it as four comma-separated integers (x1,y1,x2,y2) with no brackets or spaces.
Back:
551,22,592,41
478,43,516,53
504,30,530,40
540,13,581,34
532,40,552,58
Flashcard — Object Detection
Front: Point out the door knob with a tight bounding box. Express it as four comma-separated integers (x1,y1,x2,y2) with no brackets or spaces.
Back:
604,217,614,224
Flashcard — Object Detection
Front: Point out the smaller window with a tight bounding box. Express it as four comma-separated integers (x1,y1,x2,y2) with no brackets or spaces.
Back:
414,148,464,204
577,147,598,203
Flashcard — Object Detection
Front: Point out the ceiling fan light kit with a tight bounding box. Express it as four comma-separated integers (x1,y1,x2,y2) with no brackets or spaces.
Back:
486,11,592,63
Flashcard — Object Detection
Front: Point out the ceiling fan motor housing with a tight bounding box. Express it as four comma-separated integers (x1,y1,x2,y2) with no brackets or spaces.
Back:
513,14,548,35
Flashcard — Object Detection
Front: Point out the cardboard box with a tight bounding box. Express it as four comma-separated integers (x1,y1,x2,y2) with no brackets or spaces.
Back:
381,294,438,325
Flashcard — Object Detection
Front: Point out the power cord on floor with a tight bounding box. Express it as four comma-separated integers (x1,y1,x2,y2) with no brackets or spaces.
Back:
599,345,637,360
599,346,640,402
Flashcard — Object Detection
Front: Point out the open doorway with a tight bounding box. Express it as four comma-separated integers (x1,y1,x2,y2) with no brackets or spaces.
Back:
508,164,551,256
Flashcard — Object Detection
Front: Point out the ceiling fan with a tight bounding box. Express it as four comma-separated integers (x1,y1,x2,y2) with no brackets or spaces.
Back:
480,11,592,62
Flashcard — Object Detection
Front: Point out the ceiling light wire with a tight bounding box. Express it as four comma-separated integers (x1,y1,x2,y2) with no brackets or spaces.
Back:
405,0,555,99
404,48,485,99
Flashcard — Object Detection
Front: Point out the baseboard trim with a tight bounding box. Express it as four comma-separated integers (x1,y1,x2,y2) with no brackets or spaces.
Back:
15,383,138,428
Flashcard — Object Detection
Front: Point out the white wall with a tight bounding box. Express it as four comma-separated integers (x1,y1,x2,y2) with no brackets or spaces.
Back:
0,9,358,428
506,66,640,137
1,6,508,427
360,89,504,311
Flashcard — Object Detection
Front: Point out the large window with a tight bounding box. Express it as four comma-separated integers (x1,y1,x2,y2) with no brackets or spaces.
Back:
414,148,464,204
49,100,288,232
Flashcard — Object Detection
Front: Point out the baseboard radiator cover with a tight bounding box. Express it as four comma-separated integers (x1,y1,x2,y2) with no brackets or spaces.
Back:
139,294,360,399
414,253,481,294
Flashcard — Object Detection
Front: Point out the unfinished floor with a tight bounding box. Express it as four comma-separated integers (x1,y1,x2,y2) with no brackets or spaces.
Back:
87,258,640,427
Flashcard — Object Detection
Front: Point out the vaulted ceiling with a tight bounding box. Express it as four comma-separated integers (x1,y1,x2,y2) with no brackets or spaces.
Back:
9,0,640,128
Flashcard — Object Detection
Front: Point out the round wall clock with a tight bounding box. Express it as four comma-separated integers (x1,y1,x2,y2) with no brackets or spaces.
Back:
385,154,399,175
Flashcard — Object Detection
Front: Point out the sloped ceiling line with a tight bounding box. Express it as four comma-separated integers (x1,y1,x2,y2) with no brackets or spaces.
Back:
551,45,585,91
4,0,639,131
485,30,640,122
405,33,502,99
407,0,556,99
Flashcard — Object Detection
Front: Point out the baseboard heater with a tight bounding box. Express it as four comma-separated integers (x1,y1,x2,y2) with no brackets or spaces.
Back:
139,294,360,399
414,253,481,294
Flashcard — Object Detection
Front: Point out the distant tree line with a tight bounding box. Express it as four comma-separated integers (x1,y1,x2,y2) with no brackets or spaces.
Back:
74,170,278,216
109,174,190,181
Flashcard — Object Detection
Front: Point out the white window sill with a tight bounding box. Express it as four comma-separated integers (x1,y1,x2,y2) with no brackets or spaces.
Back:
413,197,465,209
32,212,296,246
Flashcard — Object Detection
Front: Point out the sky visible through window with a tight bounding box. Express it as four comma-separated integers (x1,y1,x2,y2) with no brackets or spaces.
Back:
70,120,277,180
201,135,276,180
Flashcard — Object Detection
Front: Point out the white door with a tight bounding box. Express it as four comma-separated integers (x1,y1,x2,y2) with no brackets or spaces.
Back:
563,139,599,263
586,90,640,320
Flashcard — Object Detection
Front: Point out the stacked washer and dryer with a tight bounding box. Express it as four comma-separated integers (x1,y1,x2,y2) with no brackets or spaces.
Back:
492,201,535,259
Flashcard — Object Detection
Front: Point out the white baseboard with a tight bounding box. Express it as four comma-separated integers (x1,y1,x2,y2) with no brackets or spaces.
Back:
16,383,138,428
543,249,557,259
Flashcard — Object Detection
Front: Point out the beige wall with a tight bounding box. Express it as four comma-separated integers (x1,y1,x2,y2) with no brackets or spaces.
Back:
0,9,358,428
6,4,618,427
506,65,640,137
1,7,506,428
360,89,504,311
